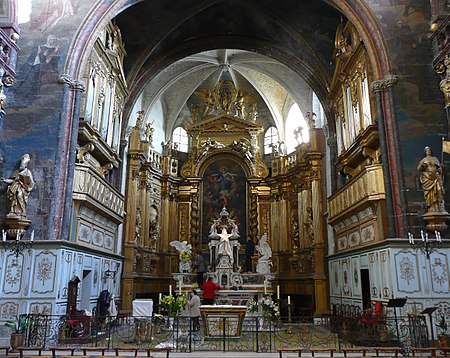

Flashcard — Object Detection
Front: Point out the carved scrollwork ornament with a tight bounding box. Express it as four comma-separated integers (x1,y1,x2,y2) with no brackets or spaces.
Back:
371,75,398,93
77,143,94,163
58,74,86,92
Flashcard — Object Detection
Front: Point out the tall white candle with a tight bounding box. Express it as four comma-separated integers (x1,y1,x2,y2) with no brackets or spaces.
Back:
169,284,172,296
16,232,19,241
277,285,280,300
288,295,291,305
159,293,162,302
264,281,267,295
2,230,5,242
30,230,34,242
179,285,182,296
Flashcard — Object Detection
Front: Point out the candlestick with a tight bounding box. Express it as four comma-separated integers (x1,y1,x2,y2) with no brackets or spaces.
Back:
287,298,292,334
277,285,280,300
169,284,172,296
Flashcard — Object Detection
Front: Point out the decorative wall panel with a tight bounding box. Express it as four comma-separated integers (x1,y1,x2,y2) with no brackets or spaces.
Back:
3,254,24,294
32,251,57,294
430,253,449,293
0,302,19,319
394,251,420,294
30,302,52,315
351,256,361,297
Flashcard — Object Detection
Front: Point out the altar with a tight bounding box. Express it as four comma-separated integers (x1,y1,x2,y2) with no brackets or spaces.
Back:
199,305,247,338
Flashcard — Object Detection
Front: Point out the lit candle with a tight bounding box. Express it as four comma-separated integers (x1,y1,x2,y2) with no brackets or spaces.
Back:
288,295,291,305
159,293,162,302
30,230,34,242
2,230,5,242
16,232,19,241
169,285,172,296
264,281,267,295
277,285,280,300
421,230,425,242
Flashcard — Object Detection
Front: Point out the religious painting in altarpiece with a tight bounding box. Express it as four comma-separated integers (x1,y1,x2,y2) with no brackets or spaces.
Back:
201,158,247,245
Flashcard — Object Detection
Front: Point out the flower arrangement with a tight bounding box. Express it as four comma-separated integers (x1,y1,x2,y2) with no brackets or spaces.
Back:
160,293,188,317
246,296,279,317
261,296,279,317
180,250,192,263
152,313,164,325
247,300,259,313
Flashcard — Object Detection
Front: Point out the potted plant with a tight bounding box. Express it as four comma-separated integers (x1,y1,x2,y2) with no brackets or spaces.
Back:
5,315,28,351
436,314,450,347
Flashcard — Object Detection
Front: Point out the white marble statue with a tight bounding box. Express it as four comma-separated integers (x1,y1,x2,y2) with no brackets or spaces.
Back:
218,227,233,260
256,233,272,274
170,240,193,272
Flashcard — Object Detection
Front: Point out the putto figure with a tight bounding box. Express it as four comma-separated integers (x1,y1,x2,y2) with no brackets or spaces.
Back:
2,153,35,217
417,146,446,213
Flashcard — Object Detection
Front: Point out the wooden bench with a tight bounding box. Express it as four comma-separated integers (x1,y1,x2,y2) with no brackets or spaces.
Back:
0,347,11,356
342,348,370,357
79,347,108,356
373,347,401,358
311,348,336,357
114,347,140,357
49,348,75,358
144,347,171,358
410,347,437,357
277,347,304,358
16,347,50,358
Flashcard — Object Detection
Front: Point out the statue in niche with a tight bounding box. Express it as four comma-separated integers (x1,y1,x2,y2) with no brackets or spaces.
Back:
248,103,258,122
256,233,272,274
2,153,35,217
417,146,447,213
135,207,142,242
149,216,159,251
235,90,247,118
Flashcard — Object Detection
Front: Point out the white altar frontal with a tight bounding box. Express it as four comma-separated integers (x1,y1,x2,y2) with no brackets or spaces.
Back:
199,305,247,338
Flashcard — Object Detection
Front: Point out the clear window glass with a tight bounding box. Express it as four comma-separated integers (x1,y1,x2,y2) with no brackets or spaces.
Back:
264,126,279,154
285,104,309,154
172,126,189,152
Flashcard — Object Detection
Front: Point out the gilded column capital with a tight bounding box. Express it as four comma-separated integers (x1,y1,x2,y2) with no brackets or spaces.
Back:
370,75,398,93
58,74,86,92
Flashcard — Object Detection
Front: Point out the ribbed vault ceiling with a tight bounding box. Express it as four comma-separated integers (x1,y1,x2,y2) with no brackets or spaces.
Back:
115,0,343,139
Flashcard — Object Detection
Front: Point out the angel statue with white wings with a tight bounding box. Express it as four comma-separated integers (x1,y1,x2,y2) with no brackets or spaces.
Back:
170,240,193,272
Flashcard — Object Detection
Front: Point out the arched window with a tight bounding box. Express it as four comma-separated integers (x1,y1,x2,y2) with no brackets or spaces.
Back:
264,126,279,154
285,104,309,154
172,126,188,152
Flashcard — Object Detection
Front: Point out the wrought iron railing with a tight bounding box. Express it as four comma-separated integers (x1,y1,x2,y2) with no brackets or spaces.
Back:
19,313,429,353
